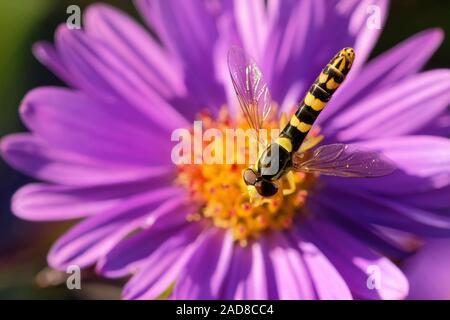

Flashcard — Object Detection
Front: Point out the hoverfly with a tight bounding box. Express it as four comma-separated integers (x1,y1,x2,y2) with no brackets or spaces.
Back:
228,47,395,203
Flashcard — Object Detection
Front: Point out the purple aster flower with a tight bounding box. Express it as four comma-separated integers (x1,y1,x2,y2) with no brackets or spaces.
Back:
2,0,450,300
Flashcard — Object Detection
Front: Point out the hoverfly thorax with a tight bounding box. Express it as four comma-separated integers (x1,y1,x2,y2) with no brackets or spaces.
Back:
257,142,290,180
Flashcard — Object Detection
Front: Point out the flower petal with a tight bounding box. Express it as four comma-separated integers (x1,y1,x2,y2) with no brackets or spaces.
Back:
266,233,316,299
55,26,189,132
396,186,450,210
0,133,172,186
11,179,163,221
20,87,171,166
403,239,450,299
173,229,233,299
97,205,194,279
325,70,450,140
48,188,184,269
316,187,450,237
221,240,278,299
135,0,227,110
301,218,409,300
265,0,322,109
32,42,74,86
323,136,450,194
83,4,205,119
290,227,353,299
233,0,268,63
122,222,205,300
309,198,412,258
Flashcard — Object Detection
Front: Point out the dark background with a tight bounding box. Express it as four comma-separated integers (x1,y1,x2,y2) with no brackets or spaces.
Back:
0,0,449,299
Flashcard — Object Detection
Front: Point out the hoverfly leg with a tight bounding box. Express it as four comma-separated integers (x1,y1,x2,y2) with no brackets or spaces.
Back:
282,171,297,196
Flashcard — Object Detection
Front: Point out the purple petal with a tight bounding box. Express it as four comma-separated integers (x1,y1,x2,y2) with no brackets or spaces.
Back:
233,0,268,63
221,240,278,299
265,0,323,110
135,0,227,110
122,222,205,300
266,233,316,299
396,186,450,211
290,228,353,299
55,26,189,132
220,243,250,299
212,5,242,119
403,239,450,299
418,113,450,137
315,187,450,237
323,136,450,194
325,70,450,140
136,0,219,59
83,4,206,120
97,204,194,279
11,179,163,221
239,240,277,299
48,188,184,269
308,197,412,258
173,229,233,299
0,133,172,187
20,87,172,166
300,218,409,299
85,4,186,97
32,42,74,86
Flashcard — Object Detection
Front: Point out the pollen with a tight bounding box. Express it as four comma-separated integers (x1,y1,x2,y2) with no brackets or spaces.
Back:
176,108,316,245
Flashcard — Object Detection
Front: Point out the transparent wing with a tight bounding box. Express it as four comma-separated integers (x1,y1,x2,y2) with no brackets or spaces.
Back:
227,46,271,134
292,143,396,177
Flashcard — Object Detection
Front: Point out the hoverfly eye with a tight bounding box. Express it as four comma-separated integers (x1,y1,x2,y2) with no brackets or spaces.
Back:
243,168,258,186
254,180,279,197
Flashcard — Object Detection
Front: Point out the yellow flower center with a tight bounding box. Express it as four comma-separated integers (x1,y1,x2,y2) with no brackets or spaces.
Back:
176,108,316,246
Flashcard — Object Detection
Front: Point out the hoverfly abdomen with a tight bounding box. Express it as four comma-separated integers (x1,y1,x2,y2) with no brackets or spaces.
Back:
281,48,355,153
280,125,305,152
322,65,345,90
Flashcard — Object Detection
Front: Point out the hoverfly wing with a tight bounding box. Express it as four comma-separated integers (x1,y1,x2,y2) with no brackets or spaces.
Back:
227,46,272,136
292,143,396,177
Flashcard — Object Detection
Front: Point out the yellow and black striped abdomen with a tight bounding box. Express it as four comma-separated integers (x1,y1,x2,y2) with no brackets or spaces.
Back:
280,47,355,152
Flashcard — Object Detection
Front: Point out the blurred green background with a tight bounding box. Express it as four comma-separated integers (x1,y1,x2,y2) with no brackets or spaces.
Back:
0,0,449,299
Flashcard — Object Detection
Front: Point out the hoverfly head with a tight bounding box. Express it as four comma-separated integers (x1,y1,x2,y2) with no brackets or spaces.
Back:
243,167,278,204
